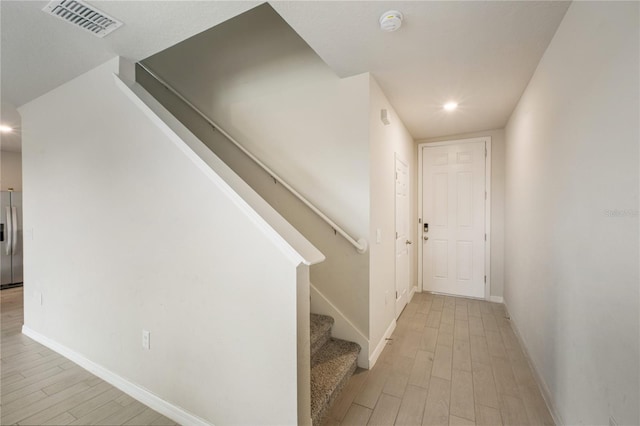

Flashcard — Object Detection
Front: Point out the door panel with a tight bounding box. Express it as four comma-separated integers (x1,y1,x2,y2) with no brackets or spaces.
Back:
395,155,410,318
422,142,485,298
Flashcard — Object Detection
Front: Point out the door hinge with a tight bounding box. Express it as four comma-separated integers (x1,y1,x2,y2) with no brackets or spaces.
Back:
485,147,487,157
484,276,487,284
485,191,487,200
484,233,487,241
396,291,398,298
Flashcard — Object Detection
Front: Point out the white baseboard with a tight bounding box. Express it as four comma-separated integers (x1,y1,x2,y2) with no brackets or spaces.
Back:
368,319,396,369
22,326,212,426
489,295,504,303
501,305,564,426
309,283,369,368
408,286,417,302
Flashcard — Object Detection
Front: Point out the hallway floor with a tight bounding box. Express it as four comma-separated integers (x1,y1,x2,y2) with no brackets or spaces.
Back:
323,292,555,425
0,287,177,426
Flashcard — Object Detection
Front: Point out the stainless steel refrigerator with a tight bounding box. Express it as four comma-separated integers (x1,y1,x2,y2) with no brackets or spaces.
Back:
1,191,23,289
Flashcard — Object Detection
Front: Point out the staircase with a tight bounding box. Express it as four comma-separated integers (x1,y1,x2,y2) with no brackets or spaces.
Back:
310,314,360,425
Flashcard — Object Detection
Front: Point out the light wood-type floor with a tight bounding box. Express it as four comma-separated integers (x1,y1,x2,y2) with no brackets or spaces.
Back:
323,292,555,426
0,287,178,426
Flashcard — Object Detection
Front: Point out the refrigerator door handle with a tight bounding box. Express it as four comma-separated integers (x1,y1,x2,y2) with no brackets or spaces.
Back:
5,207,12,256
11,206,18,255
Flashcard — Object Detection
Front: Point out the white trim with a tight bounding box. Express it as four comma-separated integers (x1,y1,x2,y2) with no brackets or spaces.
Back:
22,326,212,426
502,304,564,425
408,285,417,302
489,295,504,303
417,137,492,300
368,319,396,369
309,283,369,368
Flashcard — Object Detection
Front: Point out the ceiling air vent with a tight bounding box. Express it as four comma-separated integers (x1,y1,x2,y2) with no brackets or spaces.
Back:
42,0,123,38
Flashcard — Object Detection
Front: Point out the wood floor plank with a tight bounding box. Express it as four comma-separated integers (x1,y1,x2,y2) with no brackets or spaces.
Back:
419,327,438,353
491,356,520,397
123,407,162,425
150,414,178,425
475,404,503,426
408,350,433,389
342,404,372,425
69,400,125,425
449,414,476,425
3,367,84,403
41,412,77,425
450,369,475,421
68,387,123,419
100,402,148,425
472,362,499,409
454,321,470,341
367,393,401,426
499,394,530,426
431,345,452,380
455,305,468,321
467,302,481,318
1,390,48,417
422,377,450,426
2,381,90,425
395,384,427,426
426,311,442,328
469,335,491,366
481,314,498,332
17,381,113,426
325,368,369,422
353,363,390,409
485,331,507,358
452,340,472,372
441,308,455,325
518,383,555,425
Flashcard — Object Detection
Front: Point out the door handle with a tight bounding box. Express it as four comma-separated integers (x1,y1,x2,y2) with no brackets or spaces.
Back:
11,206,18,255
405,240,412,245
5,207,12,255
423,236,428,241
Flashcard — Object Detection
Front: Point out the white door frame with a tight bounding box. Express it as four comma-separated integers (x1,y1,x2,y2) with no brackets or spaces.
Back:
417,137,492,300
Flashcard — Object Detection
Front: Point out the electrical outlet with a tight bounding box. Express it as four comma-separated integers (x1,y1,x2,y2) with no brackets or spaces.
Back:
142,330,150,350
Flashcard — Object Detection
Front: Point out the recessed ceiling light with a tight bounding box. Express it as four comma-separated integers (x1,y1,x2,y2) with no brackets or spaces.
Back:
0,125,13,133
443,102,458,111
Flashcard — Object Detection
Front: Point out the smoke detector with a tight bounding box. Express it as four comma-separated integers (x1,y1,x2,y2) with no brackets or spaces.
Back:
379,10,403,32
42,0,123,38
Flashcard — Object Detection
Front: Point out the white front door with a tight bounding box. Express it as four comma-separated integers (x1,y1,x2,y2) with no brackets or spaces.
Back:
395,155,410,317
422,141,486,298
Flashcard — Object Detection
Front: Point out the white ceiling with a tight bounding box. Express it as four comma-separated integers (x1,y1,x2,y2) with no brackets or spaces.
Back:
271,1,570,139
1,0,570,145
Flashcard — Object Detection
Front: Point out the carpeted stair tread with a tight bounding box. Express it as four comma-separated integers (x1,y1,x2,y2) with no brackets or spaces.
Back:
310,314,334,358
310,338,360,425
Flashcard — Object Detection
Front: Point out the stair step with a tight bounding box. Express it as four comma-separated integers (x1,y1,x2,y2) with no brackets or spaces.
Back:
310,338,360,426
310,314,334,359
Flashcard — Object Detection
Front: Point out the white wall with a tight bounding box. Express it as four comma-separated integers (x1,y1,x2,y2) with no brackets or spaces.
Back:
20,57,313,425
419,129,505,298
369,77,417,361
1,150,22,191
504,3,639,425
141,4,372,335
